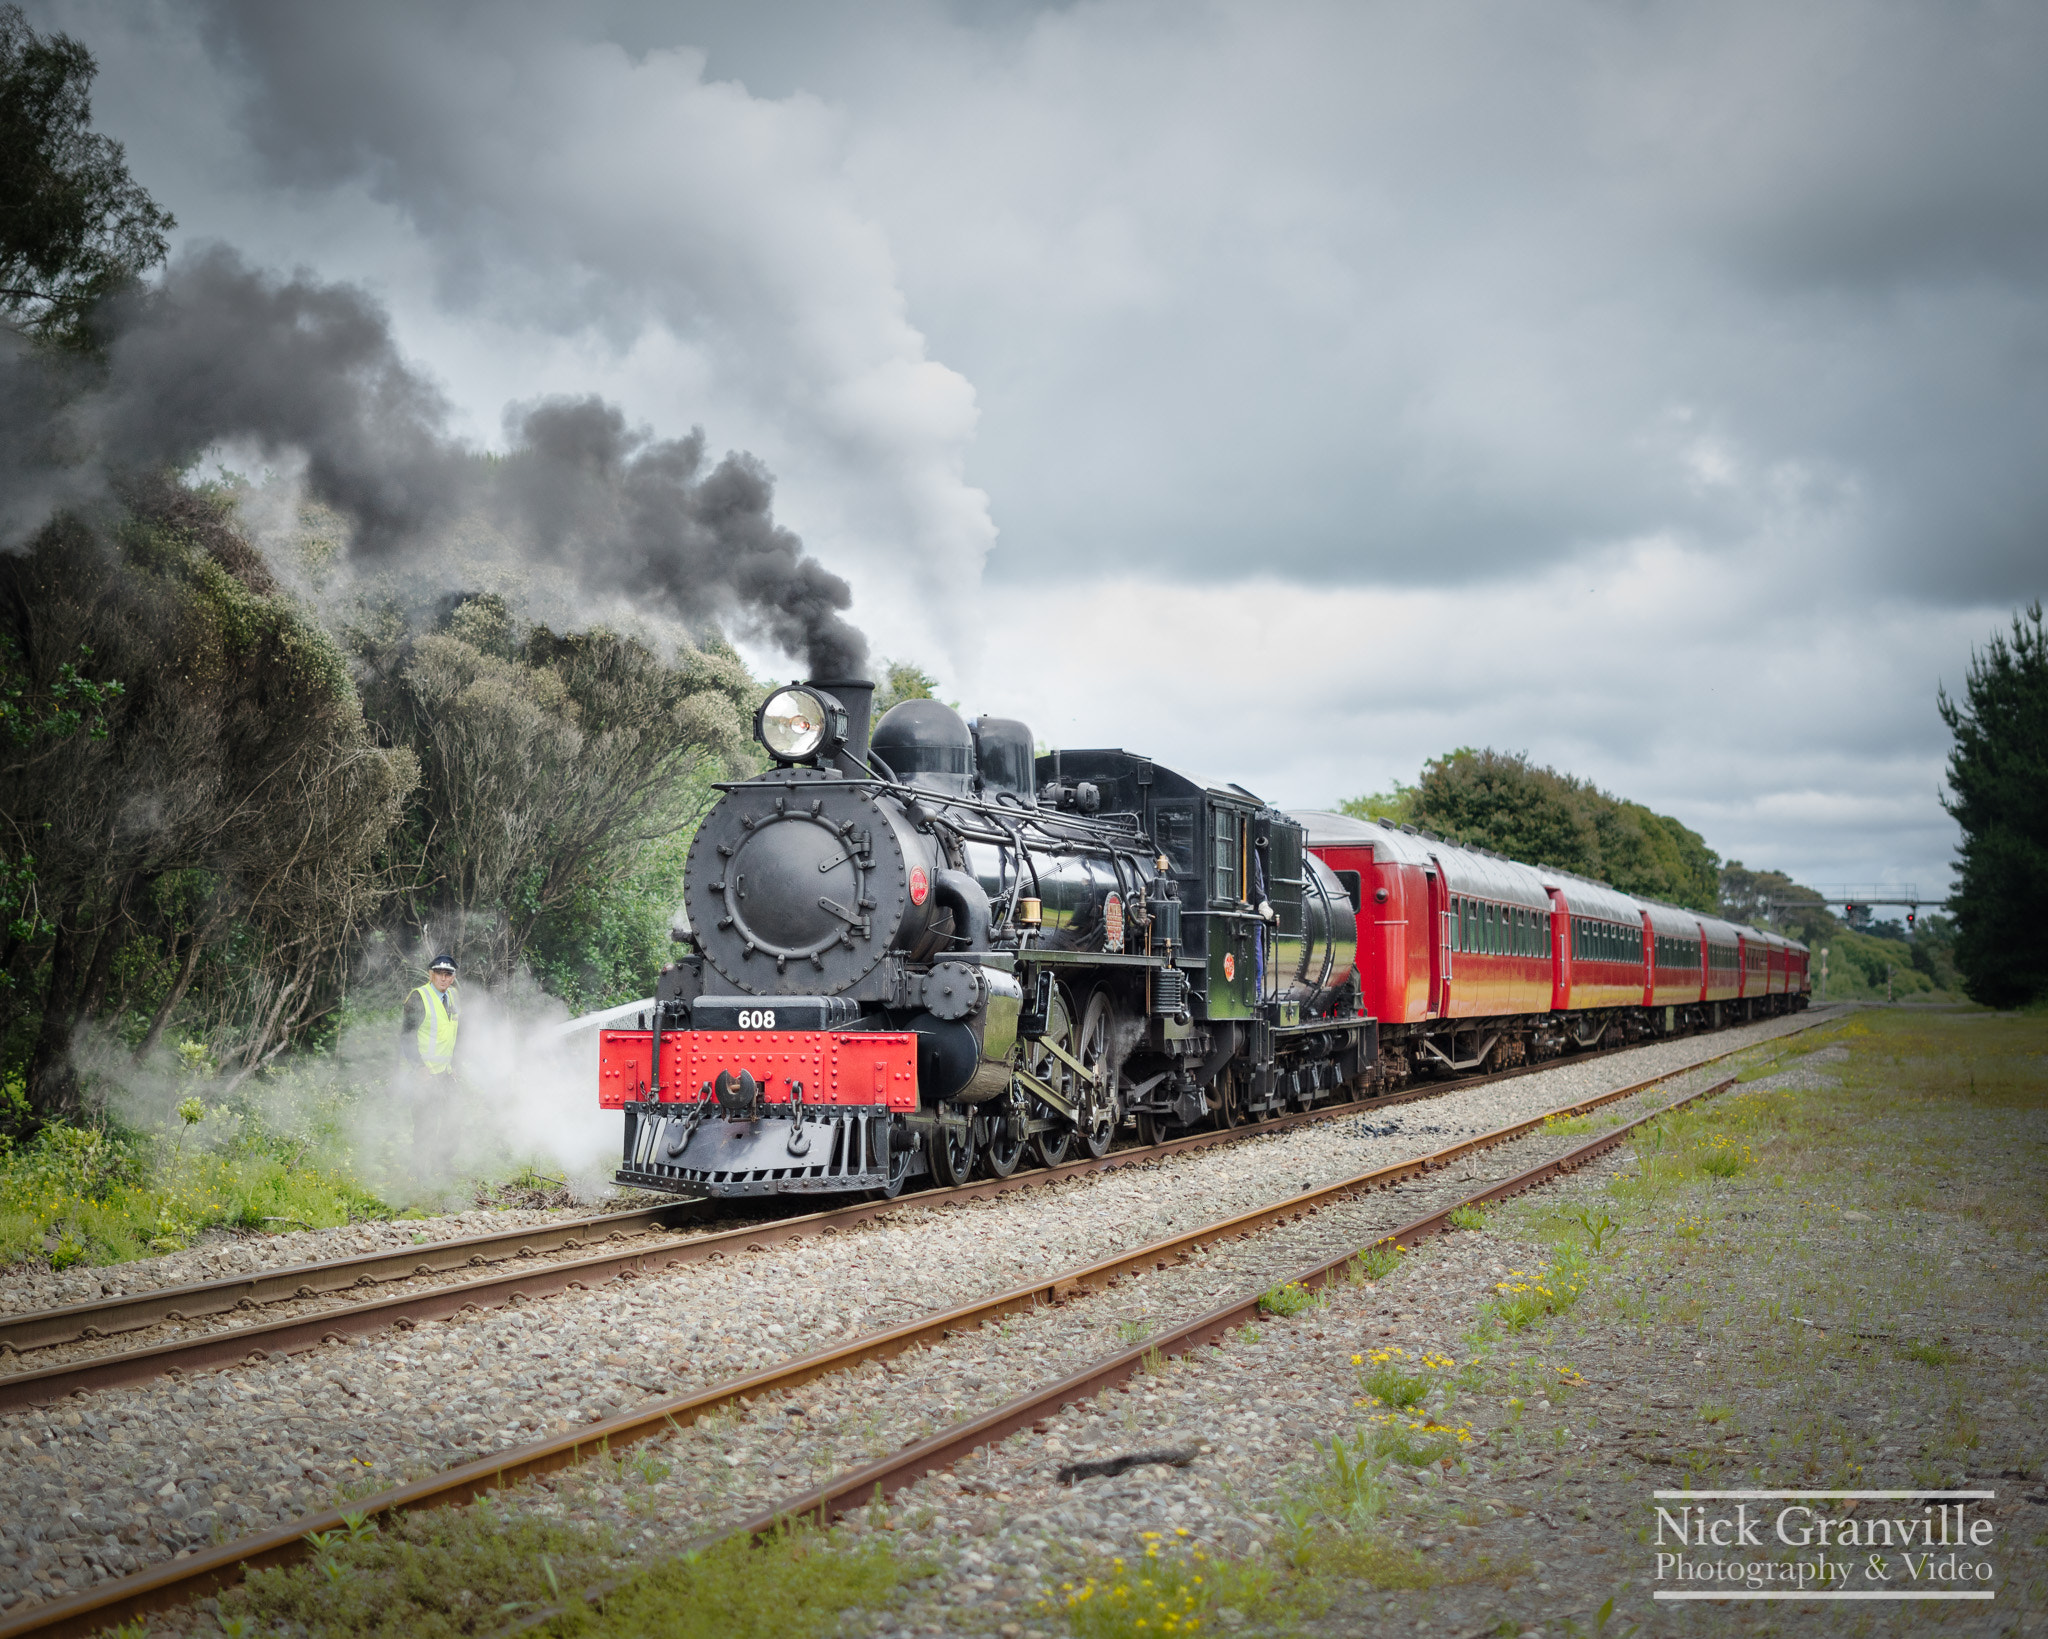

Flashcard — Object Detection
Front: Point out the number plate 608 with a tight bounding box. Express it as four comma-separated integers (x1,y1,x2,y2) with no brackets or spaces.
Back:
736,1010,777,1030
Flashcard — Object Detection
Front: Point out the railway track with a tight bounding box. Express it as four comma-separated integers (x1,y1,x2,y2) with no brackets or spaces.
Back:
0,1013,1832,1639
0,1010,1824,1412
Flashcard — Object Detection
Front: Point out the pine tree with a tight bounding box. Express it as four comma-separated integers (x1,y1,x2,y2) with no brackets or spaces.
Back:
1939,602,2048,1008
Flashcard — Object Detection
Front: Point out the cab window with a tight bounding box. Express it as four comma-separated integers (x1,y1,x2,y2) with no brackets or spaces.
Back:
1211,808,1242,903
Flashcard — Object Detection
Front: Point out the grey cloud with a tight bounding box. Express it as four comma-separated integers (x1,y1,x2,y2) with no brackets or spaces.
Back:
769,0,2048,606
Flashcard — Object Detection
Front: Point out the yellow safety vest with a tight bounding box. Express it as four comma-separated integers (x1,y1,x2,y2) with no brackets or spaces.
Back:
414,984,457,1074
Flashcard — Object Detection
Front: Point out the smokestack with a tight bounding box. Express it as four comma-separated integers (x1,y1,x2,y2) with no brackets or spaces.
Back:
813,678,874,773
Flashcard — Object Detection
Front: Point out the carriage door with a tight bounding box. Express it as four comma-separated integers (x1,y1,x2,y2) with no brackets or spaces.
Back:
1426,867,1448,1017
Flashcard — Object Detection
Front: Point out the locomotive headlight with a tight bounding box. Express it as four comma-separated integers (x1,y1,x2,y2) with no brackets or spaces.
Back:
756,685,846,763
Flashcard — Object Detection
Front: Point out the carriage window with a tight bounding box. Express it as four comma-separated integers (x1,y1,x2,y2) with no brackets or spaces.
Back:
1335,870,1362,911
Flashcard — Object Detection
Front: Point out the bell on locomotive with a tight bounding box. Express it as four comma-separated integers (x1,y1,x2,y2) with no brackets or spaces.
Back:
596,679,1037,1200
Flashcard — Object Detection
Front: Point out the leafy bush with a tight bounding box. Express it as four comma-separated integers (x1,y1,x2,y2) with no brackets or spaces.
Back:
0,1096,385,1268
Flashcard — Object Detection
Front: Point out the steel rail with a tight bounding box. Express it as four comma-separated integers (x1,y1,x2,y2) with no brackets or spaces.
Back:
0,1008,1822,1385
0,1204,709,1358
0,1036,1798,1639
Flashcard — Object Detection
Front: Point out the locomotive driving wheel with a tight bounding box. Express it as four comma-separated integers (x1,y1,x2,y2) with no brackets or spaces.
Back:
1213,1064,1248,1128
871,1117,913,1199
1020,981,1077,1168
1075,990,1121,1159
929,1103,977,1187
978,1087,1027,1178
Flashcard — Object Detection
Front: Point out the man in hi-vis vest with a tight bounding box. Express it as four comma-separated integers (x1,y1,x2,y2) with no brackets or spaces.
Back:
399,953,460,1170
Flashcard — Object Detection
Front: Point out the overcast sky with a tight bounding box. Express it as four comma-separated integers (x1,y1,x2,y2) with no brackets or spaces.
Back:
40,0,2048,903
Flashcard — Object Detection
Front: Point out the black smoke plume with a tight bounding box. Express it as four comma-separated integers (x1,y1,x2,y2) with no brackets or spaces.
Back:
0,245,867,677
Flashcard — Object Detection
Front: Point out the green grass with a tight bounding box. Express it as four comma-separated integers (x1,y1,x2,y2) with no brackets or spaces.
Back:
0,1108,387,1269
1448,1204,1490,1231
546,1525,919,1638
219,1500,921,1639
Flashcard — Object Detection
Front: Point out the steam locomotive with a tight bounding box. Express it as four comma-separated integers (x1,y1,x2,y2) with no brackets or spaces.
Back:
597,681,1807,1199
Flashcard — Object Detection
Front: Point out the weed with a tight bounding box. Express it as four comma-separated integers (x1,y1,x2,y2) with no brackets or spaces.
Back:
1045,1538,1290,1639
1348,1242,1405,1283
1353,1345,1456,1410
1114,1317,1154,1348
1483,1256,1587,1332
1899,1340,1959,1368
1562,1595,1639,1639
1306,1427,1392,1530
1448,1204,1490,1232
1141,1345,1168,1377
1257,1281,1325,1318
1570,1208,1620,1254
0,1102,387,1270
1693,1133,1755,1178
563,1522,918,1638
1698,1402,1733,1424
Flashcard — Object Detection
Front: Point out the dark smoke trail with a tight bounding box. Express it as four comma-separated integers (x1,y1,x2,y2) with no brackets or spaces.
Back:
0,245,867,677
500,395,866,678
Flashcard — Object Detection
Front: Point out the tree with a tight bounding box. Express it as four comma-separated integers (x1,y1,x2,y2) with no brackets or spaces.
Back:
351,595,762,988
1338,777,1418,826
0,5,174,351
1407,748,1603,876
1718,862,1836,943
1,482,414,1124
1340,747,1723,911
872,660,949,720
1939,601,2048,1008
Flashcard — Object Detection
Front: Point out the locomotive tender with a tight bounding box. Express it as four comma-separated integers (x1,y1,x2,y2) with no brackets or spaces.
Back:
597,681,1807,1199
